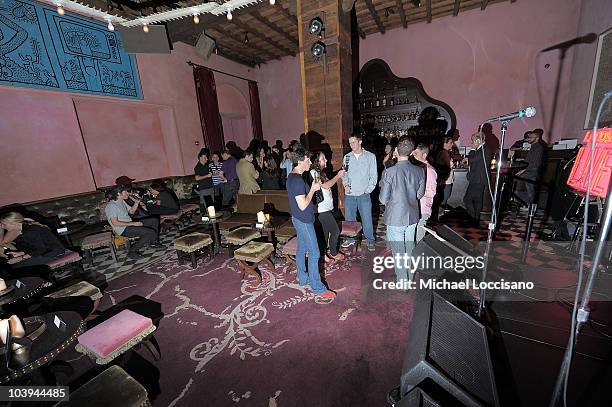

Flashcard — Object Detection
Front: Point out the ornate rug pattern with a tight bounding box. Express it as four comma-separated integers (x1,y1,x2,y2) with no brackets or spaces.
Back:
99,248,413,406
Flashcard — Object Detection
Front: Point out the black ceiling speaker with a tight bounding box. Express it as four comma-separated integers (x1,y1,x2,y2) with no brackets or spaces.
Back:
311,41,326,58
308,17,324,36
401,289,500,407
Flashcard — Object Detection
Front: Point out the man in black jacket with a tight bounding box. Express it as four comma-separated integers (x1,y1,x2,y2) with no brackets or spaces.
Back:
515,129,547,204
464,132,492,226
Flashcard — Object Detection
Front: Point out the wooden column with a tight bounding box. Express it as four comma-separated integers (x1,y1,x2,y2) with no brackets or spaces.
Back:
297,0,353,178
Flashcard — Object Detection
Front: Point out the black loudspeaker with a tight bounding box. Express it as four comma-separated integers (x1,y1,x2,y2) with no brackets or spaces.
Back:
401,289,499,407
585,27,612,129
412,234,479,277
397,387,441,407
435,225,478,256
118,26,172,54
195,34,216,60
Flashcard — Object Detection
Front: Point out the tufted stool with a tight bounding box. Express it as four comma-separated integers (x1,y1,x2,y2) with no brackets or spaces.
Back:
76,309,157,365
45,281,103,312
55,365,151,407
173,232,214,269
160,212,182,232
226,227,261,257
81,232,116,265
233,241,274,284
339,221,363,254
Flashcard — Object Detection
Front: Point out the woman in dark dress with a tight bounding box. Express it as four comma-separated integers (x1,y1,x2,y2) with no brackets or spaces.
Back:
261,157,281,190
0,212,66,269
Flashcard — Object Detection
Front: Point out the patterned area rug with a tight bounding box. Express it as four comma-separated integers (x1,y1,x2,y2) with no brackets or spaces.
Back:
99,248,413,406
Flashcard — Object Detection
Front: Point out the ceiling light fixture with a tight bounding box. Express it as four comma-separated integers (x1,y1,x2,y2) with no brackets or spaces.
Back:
106,18,114,31
227,9,233,20
269,0,275,4
143,23,149,33
193,14,200,24
56,2,65,15
311,41,326,58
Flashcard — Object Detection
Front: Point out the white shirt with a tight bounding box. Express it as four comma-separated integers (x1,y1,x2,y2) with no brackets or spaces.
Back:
318,187,334,213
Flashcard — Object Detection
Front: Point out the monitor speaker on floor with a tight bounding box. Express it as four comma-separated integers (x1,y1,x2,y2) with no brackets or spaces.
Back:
412,234,479,278
435,225,479,256
396,387,441,407
401,289,499,407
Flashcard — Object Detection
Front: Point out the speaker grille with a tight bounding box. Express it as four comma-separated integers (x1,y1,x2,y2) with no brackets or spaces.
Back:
398,387,441,407
429,293,496,405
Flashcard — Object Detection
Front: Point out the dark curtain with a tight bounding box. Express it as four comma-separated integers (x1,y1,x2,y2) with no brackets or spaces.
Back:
248,81,264,141
193,66,225,153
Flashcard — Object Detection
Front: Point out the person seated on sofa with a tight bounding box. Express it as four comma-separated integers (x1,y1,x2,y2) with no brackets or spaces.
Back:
237,150,261,194
0,211,66,269
146,181,180,216
105,185,161,259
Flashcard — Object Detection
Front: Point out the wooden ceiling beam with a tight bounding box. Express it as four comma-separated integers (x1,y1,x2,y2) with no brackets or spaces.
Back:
209,26,272,64
364,0,385,34
396,0,407,28
426,0,432,23
453,0,460,16
230,18,295,57
481,0,490,9
251,10,299,47
275,4,298,26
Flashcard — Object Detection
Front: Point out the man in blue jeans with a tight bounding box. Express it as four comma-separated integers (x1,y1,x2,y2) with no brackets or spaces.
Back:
286,146,336,300
342,134,378,251
379,137,425,282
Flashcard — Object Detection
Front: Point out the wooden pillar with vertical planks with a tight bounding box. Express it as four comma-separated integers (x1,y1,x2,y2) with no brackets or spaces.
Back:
297,0,353,206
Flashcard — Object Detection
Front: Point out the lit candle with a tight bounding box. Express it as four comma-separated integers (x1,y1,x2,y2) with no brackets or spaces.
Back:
257,211,265,223
207,206,216,218
265,214,270,222
9,315,24,338
0,279,6,291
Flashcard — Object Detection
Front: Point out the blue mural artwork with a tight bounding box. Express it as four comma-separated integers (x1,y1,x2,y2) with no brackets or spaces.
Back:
0,0,142,99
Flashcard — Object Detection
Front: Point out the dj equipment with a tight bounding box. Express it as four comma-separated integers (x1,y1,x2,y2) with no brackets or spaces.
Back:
400,289,499,407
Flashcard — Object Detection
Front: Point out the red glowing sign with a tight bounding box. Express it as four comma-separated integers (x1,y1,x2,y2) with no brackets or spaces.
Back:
567,128,612,198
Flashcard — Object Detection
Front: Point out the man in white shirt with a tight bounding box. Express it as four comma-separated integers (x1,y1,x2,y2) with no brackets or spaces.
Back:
105,185,160,259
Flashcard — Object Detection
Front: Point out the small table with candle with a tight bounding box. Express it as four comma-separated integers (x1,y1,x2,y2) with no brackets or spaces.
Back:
251,215,286,264
196,210,231,254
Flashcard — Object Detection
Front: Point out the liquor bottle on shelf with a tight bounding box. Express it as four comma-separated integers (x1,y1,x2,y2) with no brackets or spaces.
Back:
390,96,394,106
375,93,380,107
382,94,387,107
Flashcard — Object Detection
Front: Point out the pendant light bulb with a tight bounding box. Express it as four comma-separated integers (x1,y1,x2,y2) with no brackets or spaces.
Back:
56,5,65,15
143,23,149,33
227,10,233,20
107,21,114,31
269,0,275,4
193,14,200,24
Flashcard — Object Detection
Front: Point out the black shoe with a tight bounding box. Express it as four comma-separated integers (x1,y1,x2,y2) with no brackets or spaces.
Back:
128,251,145,259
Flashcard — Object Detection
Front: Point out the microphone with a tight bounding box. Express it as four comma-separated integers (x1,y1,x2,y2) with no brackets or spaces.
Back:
485,107,536,122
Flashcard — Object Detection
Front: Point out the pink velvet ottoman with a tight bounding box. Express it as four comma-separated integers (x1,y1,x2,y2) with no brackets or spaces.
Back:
76,310,156,365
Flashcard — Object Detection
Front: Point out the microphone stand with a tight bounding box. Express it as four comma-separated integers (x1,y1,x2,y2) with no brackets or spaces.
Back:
477,120,507,318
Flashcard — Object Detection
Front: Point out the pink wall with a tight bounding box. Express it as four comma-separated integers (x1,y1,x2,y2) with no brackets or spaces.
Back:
359,0,582,146
0,41,261,204
0,90,95,206
257,56,305,146
564,0,612,140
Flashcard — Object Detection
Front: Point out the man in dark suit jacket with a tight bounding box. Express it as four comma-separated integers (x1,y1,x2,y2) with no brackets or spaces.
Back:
515,129,547,204
464,132,492,225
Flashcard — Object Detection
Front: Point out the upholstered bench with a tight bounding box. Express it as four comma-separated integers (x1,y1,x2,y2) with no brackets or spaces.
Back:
47,251,83,282
45,281,103,311
173,232,214,269
55,365,151,407
234,241,275,284
81,232,116,265
339,221,363,254
226,227,261,256
76,309,156,365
